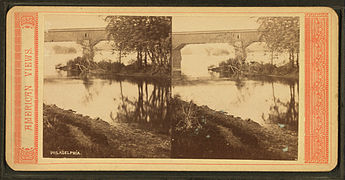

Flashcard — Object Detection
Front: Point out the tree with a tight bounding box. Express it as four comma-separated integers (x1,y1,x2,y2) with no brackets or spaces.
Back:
257,17,300,68
75,32,102,74
105,16,172,74
105,16,136,63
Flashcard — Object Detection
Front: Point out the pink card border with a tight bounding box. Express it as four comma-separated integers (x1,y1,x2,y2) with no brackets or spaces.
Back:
13,12,39,164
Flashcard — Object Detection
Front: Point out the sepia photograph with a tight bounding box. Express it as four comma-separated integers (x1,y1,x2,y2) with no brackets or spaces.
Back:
43,15,172,158
43,14,299,160
170,16,299,160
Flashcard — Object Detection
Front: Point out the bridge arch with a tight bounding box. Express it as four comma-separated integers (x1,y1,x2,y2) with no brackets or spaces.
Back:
171,29,264,76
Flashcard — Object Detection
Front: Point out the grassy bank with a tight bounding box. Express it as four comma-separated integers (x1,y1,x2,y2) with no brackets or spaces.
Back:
43,104,170,158
170,97,298,160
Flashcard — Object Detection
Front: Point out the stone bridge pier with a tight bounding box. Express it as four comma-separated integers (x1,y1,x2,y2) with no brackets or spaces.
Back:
172,45,186,76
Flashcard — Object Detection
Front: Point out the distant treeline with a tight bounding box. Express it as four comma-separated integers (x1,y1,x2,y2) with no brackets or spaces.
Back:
53,45,77,54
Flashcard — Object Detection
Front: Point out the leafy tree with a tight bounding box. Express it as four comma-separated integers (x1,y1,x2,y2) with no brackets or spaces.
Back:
258,17,300,68
105,16,172,74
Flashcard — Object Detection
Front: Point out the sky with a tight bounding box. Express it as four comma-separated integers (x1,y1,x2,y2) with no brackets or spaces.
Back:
173,16,260,32
44,15,260,32
45,15,108,31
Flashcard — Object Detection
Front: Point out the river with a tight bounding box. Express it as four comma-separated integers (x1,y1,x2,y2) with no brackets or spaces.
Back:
44,42,299,132
173,78,298,130
44,73,298,132
43,42,299,159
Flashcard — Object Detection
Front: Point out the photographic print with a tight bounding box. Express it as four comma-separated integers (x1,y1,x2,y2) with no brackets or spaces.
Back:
6,7,338,171
171,16,299,160
43,15,173,158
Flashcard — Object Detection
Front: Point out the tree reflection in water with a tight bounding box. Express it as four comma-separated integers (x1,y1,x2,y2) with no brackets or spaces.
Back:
112,79,172,135
265,82,298,132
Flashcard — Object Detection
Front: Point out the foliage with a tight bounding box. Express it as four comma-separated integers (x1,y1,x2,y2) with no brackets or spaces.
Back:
66,56,97,73
218,57,242,75
211,57,298,78
105,16,172,74
97,60,125,73
175,100,202,132
171,96,204,133
245,62,276,75
257,17,300,67
66,55,174,77
66,57,125,74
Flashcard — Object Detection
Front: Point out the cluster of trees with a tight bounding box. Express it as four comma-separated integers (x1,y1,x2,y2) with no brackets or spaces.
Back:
105,16,172,74
258,17,300,68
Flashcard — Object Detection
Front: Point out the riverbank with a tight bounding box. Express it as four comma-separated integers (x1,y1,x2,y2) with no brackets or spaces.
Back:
44,97,297,160
173,71,298,86
243,70,299,81
95,71,171,82
43,104,170,158
170,97,298,160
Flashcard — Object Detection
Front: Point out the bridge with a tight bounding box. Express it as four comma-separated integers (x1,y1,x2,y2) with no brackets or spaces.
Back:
171,30,264,75
45,27,107,46
45,28,264,75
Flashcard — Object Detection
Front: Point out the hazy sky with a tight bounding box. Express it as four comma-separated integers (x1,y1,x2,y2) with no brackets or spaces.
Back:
173,16,259,31
45,15,260,32
45,15,108,31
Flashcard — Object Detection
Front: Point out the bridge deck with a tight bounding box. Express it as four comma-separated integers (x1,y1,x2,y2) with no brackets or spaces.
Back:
45,27,263,47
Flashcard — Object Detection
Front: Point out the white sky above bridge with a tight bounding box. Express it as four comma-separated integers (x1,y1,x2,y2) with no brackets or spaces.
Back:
173,16,259,32
44,15,108,31
44,14,260,32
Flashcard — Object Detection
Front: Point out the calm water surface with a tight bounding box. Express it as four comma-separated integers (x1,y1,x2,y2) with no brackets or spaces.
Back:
44,76,171,132
43,42,298,159
44,74,298,131
44,42,299,132
173,79,298,129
